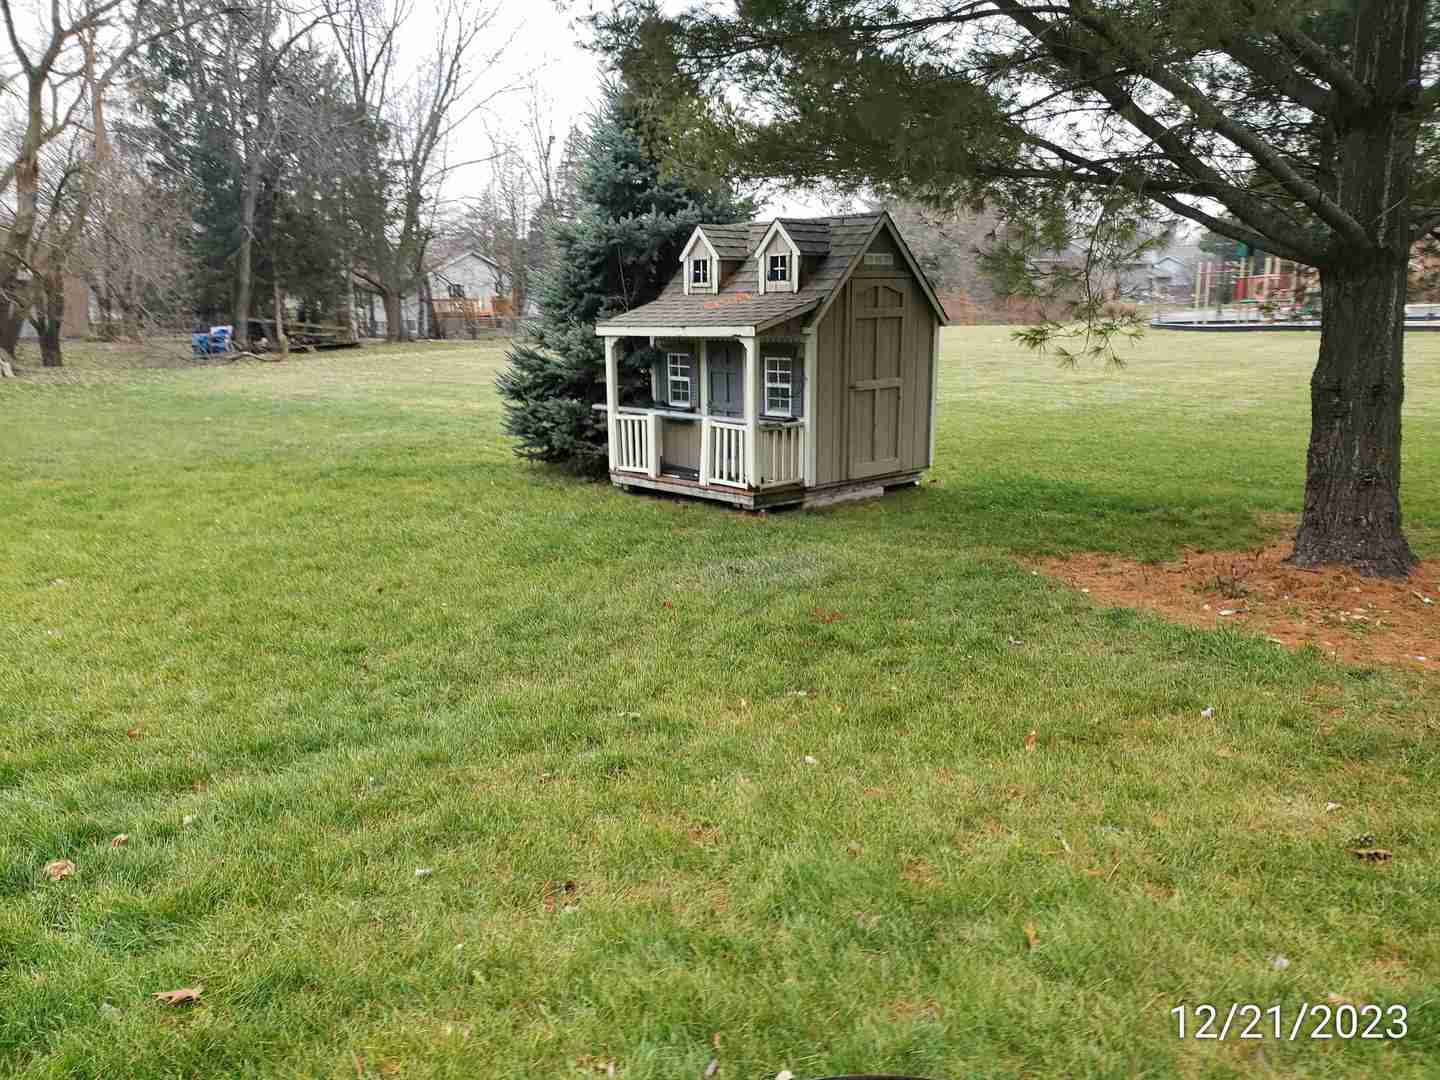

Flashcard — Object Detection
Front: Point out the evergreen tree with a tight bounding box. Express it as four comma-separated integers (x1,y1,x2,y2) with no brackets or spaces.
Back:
496,83,754,476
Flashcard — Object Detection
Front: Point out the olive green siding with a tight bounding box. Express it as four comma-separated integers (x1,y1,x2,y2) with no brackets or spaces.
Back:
811,228,936,486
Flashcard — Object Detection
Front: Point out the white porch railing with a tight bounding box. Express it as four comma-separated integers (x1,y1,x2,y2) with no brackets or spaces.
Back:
614,411,658,477
756,421,804,487
704,417,748,487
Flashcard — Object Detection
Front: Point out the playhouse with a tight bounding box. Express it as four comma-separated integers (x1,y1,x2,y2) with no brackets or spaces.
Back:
594,212,946,508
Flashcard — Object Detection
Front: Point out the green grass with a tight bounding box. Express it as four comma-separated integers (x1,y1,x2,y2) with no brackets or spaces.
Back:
1,328,1437,1079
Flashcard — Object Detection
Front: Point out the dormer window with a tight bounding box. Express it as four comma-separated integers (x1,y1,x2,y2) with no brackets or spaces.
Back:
691,258,710,286
768,254,789,282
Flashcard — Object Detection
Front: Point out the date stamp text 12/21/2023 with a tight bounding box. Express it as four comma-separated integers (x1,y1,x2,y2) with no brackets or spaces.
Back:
1171,1003,1408,1041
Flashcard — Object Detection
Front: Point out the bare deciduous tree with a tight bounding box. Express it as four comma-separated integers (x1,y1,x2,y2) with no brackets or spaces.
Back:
334,0,512,340
0,0,230,373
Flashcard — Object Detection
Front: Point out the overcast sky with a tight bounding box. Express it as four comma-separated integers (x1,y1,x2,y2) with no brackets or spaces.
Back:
435,0,832,219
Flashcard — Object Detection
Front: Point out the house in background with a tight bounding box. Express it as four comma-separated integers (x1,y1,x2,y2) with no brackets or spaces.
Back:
357,250,503,338
595,212,947,509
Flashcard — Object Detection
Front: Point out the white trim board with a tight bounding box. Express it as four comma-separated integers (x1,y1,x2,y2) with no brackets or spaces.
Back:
596,324,757,337
679,228,720,296
754,220,801,296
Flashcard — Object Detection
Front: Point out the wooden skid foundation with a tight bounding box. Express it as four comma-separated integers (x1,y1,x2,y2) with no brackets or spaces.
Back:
610,471,921,510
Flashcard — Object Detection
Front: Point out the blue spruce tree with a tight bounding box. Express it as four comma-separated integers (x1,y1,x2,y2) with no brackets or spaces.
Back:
496,83,753,475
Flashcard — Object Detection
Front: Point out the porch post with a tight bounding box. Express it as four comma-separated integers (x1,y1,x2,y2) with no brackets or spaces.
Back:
604,335,620,472
646,410,661,479
698,340,710,486
803,330,817,486
741,335,757,488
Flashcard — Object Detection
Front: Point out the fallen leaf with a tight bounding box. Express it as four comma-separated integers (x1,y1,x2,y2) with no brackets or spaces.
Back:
1325,802,1340,813
712,1032,722,1051
41,859,75,881
703,1059,719,1078
1023,729,1038,752
662,599,674,610
152,986,203,1006
1270,954,1290,971
811,608,844,624
1352,848,1393,862
111,834,129,847
1327,992,1362,1008
1200,706,1215,719
126,726,143,738
803,755,818,765
1023,923,1040,950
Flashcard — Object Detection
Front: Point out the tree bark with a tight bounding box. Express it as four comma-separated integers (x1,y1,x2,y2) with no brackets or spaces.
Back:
1292,259,1416,576
233,151,263,351
1287,0,1425,577
32,272,65,368
273,278,289,356
383,289,404,342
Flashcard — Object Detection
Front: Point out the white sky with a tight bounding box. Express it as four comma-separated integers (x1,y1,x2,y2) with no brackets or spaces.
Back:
429,0,831,219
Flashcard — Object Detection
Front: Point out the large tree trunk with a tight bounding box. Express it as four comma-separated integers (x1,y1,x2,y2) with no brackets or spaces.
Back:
1292,260,1416,576
233,152,264,351
383,289,404,342
1290,0,1424,577
33,273,65,368
35,318,63,368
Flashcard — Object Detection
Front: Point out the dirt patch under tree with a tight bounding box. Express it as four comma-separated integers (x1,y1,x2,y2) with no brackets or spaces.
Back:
1036,539,1438,674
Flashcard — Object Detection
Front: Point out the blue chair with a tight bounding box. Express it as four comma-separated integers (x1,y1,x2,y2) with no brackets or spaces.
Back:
208,325,233,354
191,332,210,357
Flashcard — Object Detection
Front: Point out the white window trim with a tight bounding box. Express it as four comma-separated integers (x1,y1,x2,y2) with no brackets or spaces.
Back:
679,228,719,295
666,352,693,407
691,258,710,287
755,221,801,296
763,354,795,418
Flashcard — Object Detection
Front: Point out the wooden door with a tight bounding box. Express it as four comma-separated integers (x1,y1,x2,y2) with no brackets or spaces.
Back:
707,341,743,418
847,279,910,478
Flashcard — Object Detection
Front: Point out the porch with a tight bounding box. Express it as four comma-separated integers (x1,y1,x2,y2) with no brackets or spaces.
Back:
598,332,813,505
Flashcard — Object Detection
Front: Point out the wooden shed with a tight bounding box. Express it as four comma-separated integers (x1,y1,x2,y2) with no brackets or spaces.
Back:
595,212,946,508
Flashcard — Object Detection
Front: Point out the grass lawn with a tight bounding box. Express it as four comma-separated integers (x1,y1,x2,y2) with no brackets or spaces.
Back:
1,328,1437,1079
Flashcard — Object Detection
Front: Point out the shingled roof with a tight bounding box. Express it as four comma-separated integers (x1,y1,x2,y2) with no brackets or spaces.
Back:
696,223,752,259
598,213,944,333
